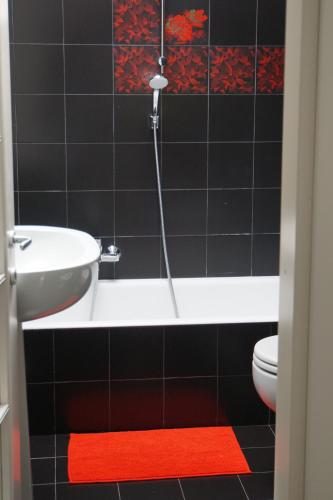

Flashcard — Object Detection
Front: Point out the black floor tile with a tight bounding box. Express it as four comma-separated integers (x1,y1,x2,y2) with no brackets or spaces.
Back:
119,479,183,500
240,472,274,500
33,484,55,500
30,435,55,459
56,434,69,457
31,458,55,485
180,475,247,500
242,448,275,473
56,457,68,483
56,482,119,499
233,426,275,448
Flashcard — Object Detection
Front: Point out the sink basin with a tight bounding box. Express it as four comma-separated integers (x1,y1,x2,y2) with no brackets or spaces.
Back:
14,226,100,322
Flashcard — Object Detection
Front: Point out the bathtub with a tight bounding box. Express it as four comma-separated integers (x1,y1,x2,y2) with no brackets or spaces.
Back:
23,276,279,330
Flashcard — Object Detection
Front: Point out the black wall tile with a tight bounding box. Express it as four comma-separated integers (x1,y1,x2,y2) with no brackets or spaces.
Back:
64,0,113,44
24,330,54,383
258,0,286,45
207,235,251,276
211,0,257,45
115,191,160,236
68,191,114,236
13,44,64,94
16,94,65,143
115,144,156,190
27,384,55,435
54,329,109,381
66,95,113,143
162,96,207,142
208,190,252,234
255,95,284,142
110,380,163,431
114,236,161,279
209,96,254,142
18,144,66,191
209,143,253,189
164,190,206,235
65,45,113,94
109,328,163,379
165,377,217,428
115,96,153,143
253,234,280,276
166,236,206,278
165,325,217,377
67,144,114,190
162,143,207,189
254,142,282,188
13,0,63,43
55,382,109,433
19,192,67,227
253,189,281,233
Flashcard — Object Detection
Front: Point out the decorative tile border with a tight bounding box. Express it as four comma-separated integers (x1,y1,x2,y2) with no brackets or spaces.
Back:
257,47,285,94
114,46,159,93
113,0,161,44
210,47,255,94
165,46,208,94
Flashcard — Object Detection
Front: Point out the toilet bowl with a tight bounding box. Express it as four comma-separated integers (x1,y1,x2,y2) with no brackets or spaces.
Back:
252,336,278,412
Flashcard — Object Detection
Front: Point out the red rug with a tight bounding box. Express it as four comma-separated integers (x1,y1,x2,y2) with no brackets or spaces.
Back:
68,427,251,483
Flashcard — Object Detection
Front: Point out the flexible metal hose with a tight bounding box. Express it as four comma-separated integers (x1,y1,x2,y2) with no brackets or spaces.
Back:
153,123,179,318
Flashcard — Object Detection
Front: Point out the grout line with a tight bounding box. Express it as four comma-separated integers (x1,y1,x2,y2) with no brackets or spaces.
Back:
178,479,186,500
111,0,116,281
162,328,166,427
61,0,68,229
11,42,285,48
13,140,283,145
205,0,211,278
117,482,122,500
269,424,276,437
238,475,250,499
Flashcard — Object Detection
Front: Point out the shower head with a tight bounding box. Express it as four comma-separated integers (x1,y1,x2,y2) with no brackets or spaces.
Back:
149,74,169,90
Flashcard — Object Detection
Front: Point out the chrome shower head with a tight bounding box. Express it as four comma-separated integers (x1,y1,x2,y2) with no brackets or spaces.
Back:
149,74,169,90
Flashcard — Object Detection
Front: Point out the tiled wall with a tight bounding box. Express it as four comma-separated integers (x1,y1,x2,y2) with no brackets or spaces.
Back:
10,0,285,279
25,323,277,435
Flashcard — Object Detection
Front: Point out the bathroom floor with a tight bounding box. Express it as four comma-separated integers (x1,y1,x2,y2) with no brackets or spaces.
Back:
31,425,275,500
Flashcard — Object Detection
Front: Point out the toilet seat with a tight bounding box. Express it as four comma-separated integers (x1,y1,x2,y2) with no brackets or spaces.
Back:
253,352,277,375
254,336,278,367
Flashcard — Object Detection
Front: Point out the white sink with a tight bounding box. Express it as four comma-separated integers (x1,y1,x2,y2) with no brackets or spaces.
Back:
14,226,100,322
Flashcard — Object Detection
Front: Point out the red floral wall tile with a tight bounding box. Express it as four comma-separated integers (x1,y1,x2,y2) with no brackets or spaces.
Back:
165,9,208,44
114,46,159,93
113,0,160,44
210,47,255,94
257,47,284,94
164,47,208,94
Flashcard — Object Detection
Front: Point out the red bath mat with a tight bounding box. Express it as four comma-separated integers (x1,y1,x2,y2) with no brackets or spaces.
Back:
68,427,251,483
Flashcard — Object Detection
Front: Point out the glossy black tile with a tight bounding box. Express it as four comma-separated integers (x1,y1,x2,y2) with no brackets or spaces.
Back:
209,96,254,142
233,425,275,448
31,458,54,485
253,189,281,234
209,143,253,189
33,485,55,500
55,382,109,433
16,95,65,143
24,330,54,383
210,0,257,45
57,483,119,500
180,475,247,500
207,235,251,277
219,376,269,426
63,0,113,44
119,480,184,500
162,96,207,142
163,190,206,235
114,236,161,279
65,45,113,94
115,143,157,190
166,236,206,278
219,324,272,376
56,457,68,483
109,327,163,379
165,0,209,46
165,325,217,377
165,377,217,428
162,143,207,189
18,144,66,191
13,44,64,94
208,190,252,234
258,0,286,45
67,144,114,190
66,95,113,143
68,191,114,236
254,142,282,188
110,380,163,431
242,448,275,473
30,435,55,459
13,0,63,43
54,329,109,381
240,472,274,500
27,384,55,435
114,96,153,143
255,96,284,142
252,234,280,276
19,192,67,227
115,191,160,236
56,435,69,457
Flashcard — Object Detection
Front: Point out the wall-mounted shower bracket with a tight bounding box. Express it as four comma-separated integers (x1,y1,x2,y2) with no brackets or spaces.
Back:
96,240,121,263
150,114,160,130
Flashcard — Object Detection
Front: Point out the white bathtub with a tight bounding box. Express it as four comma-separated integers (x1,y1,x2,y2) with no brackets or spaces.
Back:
23,276,279,330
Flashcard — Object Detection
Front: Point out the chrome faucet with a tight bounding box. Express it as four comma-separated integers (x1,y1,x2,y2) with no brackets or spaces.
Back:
96,240,121,263
8,231,32,250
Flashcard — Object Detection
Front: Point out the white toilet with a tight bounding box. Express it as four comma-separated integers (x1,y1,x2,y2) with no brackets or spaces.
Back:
252,336,278,412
